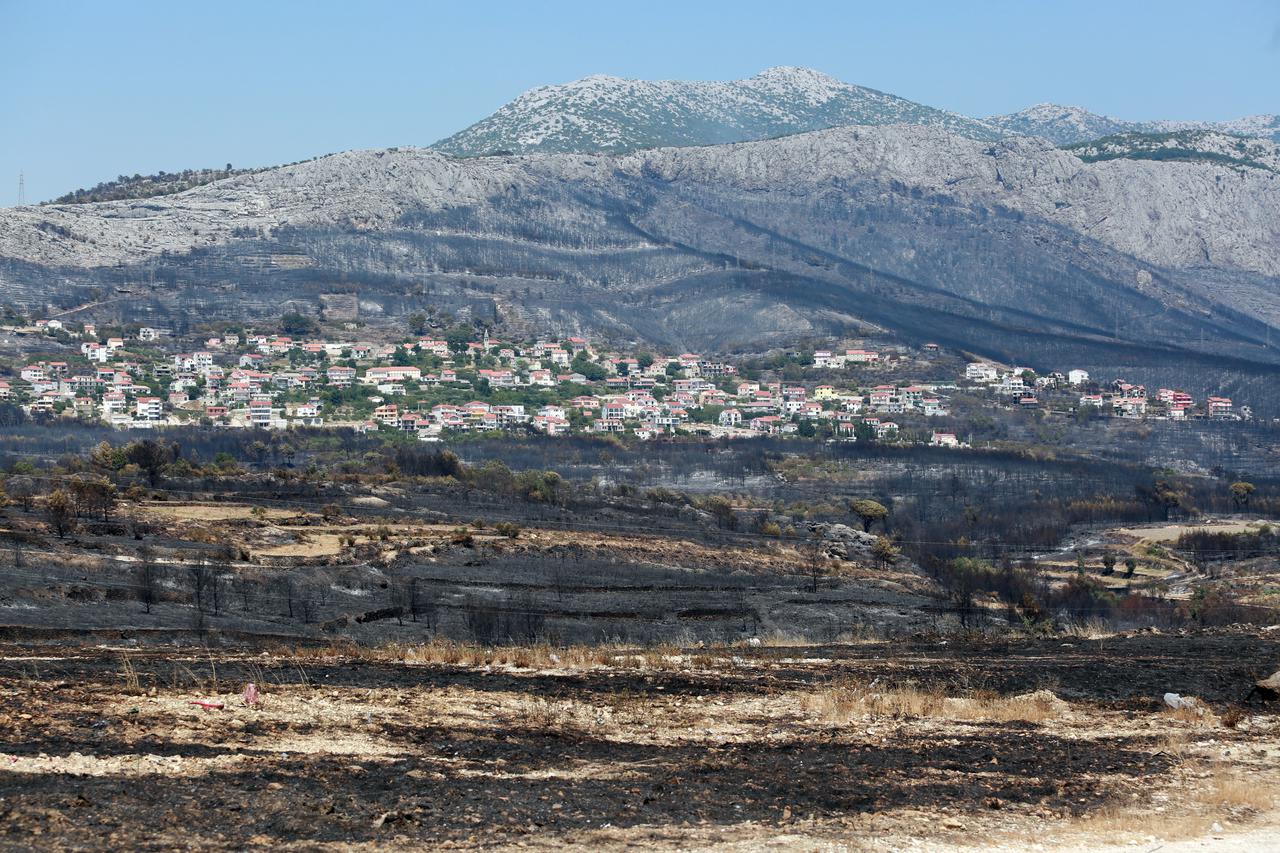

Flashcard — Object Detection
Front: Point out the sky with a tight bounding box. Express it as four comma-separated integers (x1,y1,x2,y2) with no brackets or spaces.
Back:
2,0,1278,206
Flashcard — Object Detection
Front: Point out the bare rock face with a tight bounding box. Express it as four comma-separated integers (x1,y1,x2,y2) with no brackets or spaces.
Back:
5,126,1277,277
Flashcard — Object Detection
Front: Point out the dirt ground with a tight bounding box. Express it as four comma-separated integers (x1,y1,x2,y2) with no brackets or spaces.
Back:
2,632,1279,851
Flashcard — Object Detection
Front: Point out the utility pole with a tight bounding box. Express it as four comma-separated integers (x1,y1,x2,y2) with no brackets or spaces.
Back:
17,172,25,205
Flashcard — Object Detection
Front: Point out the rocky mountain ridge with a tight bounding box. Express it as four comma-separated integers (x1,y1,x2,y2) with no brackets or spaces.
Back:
432,66,1003,155
986,103,1280,146
430,66,1277,157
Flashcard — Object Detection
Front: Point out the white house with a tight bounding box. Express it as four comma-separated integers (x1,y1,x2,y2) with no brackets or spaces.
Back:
965,362,998,383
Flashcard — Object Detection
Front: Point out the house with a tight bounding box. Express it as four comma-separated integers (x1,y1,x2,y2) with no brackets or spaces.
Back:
965,362,998,383
138,327,163,342
135,397,162,420
719,408,742,427
1207,396,1233,419
417,339,450,357
900,385,926,408
592,418,626,433
248,399,276,428
1068,369,1090,386
326,366,356,387
845,349,879,364
996,375,1027,397
921,398,949,417
874,421,899,439
749,415,783,434
532,415,570,435
930,432,960,448
869,385,896,410
101,392,126,416
1115,397,1147,418
813,351,846,369
364,366,421,384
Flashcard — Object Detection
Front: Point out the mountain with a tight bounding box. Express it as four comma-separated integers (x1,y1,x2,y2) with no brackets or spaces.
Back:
3,124,1279,412
432,66,1002,155
36,69,1275,206
987,104,1280,146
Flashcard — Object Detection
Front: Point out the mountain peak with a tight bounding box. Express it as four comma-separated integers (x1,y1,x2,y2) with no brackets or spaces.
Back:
433,67,999,156
752,65,840,84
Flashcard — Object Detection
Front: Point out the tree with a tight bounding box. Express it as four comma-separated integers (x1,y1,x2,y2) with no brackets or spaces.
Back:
570,351,606,381
279,312,319,336
408,578,436,628
445,325,473,354
407,312,428,335
1137,479,1188,521
1230,481,1256,509
700,495,737,530
850,499,888,533
70,477,117,522
189,563,215,615
6,476,36,512
89,440,125,471
136,552,158,614
806,532,829,593
45,489,73,538
125,439,173,487
871,536,899,569
1101,551,1117,576
1124,557,1137,578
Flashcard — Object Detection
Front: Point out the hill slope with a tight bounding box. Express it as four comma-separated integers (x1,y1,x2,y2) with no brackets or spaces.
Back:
2,125,1279,408
433,66,1002,155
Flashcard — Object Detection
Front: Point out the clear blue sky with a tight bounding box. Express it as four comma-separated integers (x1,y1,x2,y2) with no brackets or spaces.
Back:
3,0,1278,206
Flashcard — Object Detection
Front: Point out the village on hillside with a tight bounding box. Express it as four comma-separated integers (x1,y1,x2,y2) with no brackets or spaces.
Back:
2,317,1249,447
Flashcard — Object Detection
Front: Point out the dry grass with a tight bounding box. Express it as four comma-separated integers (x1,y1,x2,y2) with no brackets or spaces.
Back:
284,638,725,673
1077,764,1275,840
145,503,298,521
252,532,347,558
118,654,141,695
1061,618,1118,640
805,680,1068,723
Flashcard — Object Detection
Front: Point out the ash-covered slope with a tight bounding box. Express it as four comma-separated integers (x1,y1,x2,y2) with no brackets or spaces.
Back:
432,66,1002,155
2,124,1279,406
